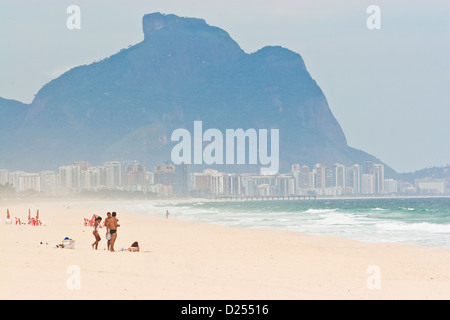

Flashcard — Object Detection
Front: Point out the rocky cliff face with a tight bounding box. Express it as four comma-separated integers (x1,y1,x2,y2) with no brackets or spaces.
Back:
0,12,386,174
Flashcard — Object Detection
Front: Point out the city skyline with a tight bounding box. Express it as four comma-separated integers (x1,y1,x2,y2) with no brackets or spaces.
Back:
1,158,448,197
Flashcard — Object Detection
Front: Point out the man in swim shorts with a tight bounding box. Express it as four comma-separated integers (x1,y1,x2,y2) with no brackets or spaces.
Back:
107,212,120,252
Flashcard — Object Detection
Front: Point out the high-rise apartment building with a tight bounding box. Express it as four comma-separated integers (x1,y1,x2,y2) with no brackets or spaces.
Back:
365,160,374,175
373,164,385,194
314,163,326,189
299,165,310,189
175,164,190,196
19,173,41,192
333,163,345,187
154,164,176,187
40,171,57,192
0,169,8,185
104,161,122,188
8,171,26,190
82,166,106,188
291,164,300,189
352,164,361,194
59,166,81,189
361,174,374,194
123,164,147,187
384,179,398,194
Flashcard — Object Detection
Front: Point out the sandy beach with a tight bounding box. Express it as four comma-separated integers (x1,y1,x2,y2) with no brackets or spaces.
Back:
1,200,449,300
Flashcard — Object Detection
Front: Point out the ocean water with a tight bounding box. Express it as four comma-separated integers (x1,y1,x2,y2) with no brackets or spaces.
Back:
113,197,450,249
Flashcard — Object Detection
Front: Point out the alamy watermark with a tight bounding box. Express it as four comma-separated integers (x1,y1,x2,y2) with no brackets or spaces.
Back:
66,5,81,30
366,265,381,289
366,5,381,30
171,121,279,175
66,265,81,290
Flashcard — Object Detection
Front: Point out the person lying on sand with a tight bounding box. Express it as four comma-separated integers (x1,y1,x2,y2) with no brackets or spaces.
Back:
126,241,139,252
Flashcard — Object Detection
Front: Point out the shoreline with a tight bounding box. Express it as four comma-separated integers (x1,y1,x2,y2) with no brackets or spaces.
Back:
3,196,448,250
1,193,449,204
1,200,449,299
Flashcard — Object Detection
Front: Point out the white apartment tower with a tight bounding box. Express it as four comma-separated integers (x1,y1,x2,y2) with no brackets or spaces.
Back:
40,171,57,191
314,163,327,189
333,163,345,187
361,174,374,194
0,169,8,185
59,165,81,189
352,164,361,194
373,164,385,194
104,161,122,188
19,173,41,192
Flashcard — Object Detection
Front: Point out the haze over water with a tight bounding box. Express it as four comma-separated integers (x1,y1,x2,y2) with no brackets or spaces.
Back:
110,197,450,249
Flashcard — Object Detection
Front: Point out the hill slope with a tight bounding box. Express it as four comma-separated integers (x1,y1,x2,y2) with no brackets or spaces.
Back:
0,12,389,175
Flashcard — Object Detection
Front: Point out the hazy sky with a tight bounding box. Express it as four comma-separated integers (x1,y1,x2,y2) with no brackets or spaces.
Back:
1,0,449,173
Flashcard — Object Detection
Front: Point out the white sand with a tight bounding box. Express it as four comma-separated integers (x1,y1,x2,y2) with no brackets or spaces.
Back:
1,200,449,300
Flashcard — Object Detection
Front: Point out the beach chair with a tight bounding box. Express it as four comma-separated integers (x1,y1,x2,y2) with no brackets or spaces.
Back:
35,219,42,226
5,218,12,225
83,218,90,226
15,217,21,225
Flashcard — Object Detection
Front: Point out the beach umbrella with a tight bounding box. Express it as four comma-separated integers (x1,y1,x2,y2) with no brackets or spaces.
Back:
28,209,31,220
36,209,39,219
7,209,10,218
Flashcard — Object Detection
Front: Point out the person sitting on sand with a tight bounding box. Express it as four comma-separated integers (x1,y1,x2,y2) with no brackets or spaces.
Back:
92,216,102,250
126,241,139,252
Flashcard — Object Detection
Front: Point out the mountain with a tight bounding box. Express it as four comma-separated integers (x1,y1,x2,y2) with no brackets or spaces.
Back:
0,12,392,175
398,165,450,184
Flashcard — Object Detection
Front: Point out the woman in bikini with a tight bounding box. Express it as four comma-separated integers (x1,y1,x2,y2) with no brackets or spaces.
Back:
92,216,102,250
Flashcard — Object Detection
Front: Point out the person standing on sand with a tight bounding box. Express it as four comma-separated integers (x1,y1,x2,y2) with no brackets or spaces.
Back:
107,212,120,252
166,210,169,219
92,216,102,250
104,212,112,250
6,209,12,224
